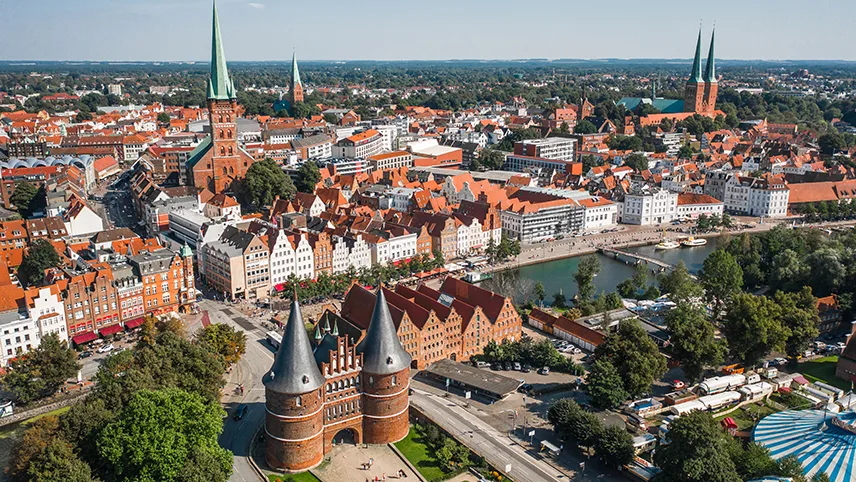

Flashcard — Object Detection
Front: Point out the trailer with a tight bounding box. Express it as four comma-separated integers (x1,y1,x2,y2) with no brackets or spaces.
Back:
670,400,706,416
698,374,747,395
699,391,741,411
813,381,845,399
738,382,773,402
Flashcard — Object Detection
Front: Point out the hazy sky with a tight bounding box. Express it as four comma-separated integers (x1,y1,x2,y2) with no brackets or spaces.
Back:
1,0,854,61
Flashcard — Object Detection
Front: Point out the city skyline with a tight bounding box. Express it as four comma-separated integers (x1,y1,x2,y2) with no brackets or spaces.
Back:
0,0,854,62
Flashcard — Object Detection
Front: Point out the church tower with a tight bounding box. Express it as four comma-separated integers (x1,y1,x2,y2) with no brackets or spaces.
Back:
290,51,304,106
684,29,705,114
702,29,718,113
205,0,239,193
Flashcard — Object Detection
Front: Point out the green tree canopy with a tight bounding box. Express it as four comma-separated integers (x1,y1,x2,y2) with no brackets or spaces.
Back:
664,302,724,381
1,333,79,404
574,119,597,134
623,153,650,172
295,161,322,193
721,293,789,366
594,425,635,469
654,411,742,482
10,182,40,217
18,238,61,288
594,319,667,397
699,248,744,318
574,255,601,304
773,288,820,358
585,359,628,410
194,323,247,365
238,158,295,210
97,388,232,482
657,260,703,303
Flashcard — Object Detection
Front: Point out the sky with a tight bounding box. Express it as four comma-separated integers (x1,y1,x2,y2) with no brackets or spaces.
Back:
0,0,854,62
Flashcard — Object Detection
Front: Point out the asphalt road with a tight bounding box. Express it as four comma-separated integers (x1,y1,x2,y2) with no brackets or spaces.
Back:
91,177,142,234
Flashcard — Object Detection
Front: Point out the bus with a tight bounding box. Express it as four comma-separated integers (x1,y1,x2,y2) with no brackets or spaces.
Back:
266,331,282,350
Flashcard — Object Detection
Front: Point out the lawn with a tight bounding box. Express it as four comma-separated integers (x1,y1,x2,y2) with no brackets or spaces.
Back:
395,427,447,482
267,472,320,482
798,356,850,391
715,402,776,431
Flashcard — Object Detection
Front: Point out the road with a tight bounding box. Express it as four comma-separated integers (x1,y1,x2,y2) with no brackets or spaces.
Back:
410,387,622,482
202,298,275,482
90,176,142,234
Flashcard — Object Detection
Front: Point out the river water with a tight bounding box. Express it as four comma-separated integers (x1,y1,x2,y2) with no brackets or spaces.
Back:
509,241,721,301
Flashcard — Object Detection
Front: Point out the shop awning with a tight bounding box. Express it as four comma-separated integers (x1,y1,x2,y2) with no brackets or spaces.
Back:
124,317,145,330
98,324,122,337
72,332,98,345
274,283,286,292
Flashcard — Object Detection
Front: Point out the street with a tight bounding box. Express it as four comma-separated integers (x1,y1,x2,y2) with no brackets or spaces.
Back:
89,176,142,233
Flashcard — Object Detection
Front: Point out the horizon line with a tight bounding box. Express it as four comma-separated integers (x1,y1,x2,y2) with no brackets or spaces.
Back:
1,57,855,64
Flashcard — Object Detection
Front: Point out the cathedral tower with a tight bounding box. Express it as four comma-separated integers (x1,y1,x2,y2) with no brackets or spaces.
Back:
684,28,705,114
291,51,304,105
702,29,718,113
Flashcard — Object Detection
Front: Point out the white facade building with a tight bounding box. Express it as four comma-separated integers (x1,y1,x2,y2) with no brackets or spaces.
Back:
676,193,725,219
622,187,679,225
578,197,618,230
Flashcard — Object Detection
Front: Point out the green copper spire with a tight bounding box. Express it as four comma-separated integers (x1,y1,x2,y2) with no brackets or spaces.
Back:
208,0,236,100
688,28,703,84
704,29,716,83
314,323,322,341
291,50,302,89
332,320,339,337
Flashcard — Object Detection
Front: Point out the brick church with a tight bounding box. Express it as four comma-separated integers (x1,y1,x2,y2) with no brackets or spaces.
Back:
185,1,257,194
264,290,411,472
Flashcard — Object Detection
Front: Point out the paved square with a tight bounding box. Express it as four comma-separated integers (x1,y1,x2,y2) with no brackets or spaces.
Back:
314,444,418,482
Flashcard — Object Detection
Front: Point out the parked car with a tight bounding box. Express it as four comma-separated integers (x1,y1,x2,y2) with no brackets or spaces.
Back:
773,357,788,366
78,350,93,359
521,364,531,373
518,383,533,394
570,347,582,355
671,380,686,390
503,362,513,371
513,362,522,371
97,344,115,354
233,404,248,420
474,361,490,369
491,363,501,371
538,366,550,375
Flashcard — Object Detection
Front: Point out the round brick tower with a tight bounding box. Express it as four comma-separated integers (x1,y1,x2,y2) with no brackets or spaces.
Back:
358,289,412,444
264,297,326,472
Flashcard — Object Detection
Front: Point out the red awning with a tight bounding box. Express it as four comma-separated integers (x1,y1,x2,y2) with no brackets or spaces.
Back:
274,283,286,292
124,317,145,330
72,332,98,345
98,324,122,337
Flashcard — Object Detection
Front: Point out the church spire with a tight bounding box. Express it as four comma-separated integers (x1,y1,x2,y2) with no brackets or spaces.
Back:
292,50,302,89
704,28,716,83
208,0,235,100
688,27,703,84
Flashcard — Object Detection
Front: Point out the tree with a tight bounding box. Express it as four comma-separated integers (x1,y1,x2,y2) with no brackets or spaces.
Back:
557,121,570,134
18,238,61,288
25,438,96,482
97,388,232,482
290,102,312,119
1,333,79,404
720,212,733,228
623,153,650,172
574,255,601,304
657,261,703,303
678,143,695,159
157,112,171,123
8,415,63,481
295,161,321,193
654,411,742,482
818,132,845,155
477,148,506,171
721,293,788,366
194,323,247,365
585,359,628,410
432,248,445,268
239,158,295,210
664,302,724,381
731,442,778,481
534,282,546,307
75,111,93,122
594,319,667,397
774,288,820,358
574,119,597,134
699,249,743,318
552,291,567,308
697,213,712,232
594,425,635,469
10,182,39,217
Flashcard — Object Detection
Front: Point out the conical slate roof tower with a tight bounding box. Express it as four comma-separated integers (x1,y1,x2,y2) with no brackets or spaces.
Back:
357,289,412,375
264,297,325,394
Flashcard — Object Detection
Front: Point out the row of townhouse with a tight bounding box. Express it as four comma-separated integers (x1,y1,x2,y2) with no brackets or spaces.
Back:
0,242,195,365
331,276,523,369
703,171,790,218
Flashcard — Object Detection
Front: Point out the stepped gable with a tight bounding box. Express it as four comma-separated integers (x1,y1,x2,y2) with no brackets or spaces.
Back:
264,297,325,394
356,289,412,376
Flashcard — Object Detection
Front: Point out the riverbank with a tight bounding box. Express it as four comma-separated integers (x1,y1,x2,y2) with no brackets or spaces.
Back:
484,217,856,275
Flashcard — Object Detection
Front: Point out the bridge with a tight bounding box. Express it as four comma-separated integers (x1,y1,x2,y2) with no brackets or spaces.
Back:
599,247,691,276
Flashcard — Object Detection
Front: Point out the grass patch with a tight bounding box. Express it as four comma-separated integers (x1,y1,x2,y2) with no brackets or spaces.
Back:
267,472,320,482
395,427,447,482
798,356,850,391
715,403,776,431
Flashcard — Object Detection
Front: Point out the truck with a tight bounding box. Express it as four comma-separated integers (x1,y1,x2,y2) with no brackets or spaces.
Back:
721,364,745,375
266,331,282,350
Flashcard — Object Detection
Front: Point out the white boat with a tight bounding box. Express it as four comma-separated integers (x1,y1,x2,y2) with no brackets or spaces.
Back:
681,237,707,247
655,240,680,250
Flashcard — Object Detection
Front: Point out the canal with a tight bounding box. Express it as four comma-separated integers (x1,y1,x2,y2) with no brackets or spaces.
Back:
507,241,721,302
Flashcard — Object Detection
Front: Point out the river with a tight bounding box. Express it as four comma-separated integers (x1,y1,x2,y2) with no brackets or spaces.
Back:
507,241,721,302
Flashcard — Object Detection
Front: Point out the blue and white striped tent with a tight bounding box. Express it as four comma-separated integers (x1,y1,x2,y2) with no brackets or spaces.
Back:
753,409,856,482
